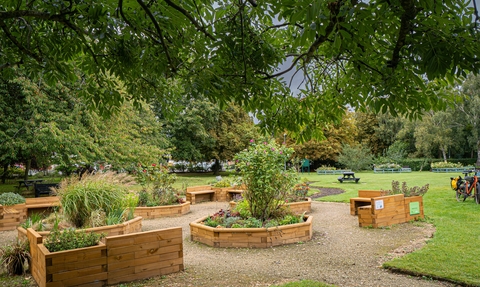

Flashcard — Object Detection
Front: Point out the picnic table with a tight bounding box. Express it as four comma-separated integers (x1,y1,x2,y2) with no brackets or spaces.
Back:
337,172,360,183
16,179,44,191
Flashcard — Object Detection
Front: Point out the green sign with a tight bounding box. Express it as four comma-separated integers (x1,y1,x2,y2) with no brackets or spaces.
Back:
410,201,420,215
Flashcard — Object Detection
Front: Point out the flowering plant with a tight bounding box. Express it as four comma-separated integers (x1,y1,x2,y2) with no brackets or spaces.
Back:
134,164,185,206
234,138,298,221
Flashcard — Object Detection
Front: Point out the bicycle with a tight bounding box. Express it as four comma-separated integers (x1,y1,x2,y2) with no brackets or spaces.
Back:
450,170,480,204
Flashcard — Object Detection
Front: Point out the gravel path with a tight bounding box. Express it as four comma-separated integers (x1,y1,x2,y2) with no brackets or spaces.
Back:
138,201,453,287
0,201,455,287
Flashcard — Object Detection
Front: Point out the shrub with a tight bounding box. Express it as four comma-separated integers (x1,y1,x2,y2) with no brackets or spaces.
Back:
234,138,298,221
55,172,135,228
431,161,463,168
0,240,30,275
375,163,402,169
0,192,25,206
315,165,337,171
135,164,184,206
384,180,429,197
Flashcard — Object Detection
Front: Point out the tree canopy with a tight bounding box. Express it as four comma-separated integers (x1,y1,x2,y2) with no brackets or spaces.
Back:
1,0,479,140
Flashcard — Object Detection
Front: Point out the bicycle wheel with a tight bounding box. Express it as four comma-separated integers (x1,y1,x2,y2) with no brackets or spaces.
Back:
476,183,480,204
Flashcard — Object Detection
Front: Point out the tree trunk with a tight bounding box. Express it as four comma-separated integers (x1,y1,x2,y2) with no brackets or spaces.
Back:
441,147,447,162
476,140,480,168
1,163,8,184
23,159,31,180
212,159,221,175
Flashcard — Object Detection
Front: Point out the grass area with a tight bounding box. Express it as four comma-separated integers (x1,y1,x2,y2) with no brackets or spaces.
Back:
302,171,480,286
1,170,479,286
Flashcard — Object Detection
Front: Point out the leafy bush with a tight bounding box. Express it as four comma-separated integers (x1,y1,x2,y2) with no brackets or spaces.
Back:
384,180,430,197
315,165,337,171
44,227,105,252
431,161,463,168
0,192,25,206
55,172,135,228
234,139,298,221
0,239,30,275
135,164,185,206
375,163,402,169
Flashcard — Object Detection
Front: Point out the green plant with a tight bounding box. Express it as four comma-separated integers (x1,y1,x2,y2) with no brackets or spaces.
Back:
315,165,337,171
55,171,134,228
0,192,25,206
430,161,464,168
375,163,402,169
385,180,430,197
135,164,184,206
21,213,45,231
44,227,105,253
234,138,298,221
0,240,31,275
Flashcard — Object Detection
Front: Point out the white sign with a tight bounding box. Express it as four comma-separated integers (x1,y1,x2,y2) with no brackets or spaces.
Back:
375,200,384,210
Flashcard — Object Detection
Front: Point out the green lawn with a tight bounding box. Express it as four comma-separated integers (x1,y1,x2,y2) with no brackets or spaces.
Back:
302,171,480,286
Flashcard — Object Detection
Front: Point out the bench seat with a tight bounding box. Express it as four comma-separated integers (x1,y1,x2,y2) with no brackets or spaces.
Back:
349,197,372,215
186,190,216,205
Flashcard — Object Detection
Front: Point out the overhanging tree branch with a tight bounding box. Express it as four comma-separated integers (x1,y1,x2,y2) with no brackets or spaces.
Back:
136,0,175,72
388,0,418,69
0,19,42,63
162,0,216,41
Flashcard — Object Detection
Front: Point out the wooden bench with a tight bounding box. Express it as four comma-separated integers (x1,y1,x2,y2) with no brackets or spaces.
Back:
186,186,216,205
34,183,59,197
25,197,61,216
350,190,389,215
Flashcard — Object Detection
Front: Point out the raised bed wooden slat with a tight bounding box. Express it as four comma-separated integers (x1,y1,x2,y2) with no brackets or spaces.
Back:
18,216,143,241
190,215,313,248
133,201,190,219
27,226,183,287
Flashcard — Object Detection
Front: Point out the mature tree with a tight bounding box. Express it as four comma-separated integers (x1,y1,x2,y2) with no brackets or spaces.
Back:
164,98,258,173
1,1,479,140
413,110,455,161
0,76,167,179
458,74,480,166
291,110,356,164
354,112,385,155
337,143,373,171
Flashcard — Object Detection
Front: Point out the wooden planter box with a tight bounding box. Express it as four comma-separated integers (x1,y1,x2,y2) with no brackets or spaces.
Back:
18,216,143,241
133,201,190,219
0,203,27,231
0,197,62,231
27,226,183,287
356,194,424,228
190,215,313,248
229,198,312,215
212,187,231,202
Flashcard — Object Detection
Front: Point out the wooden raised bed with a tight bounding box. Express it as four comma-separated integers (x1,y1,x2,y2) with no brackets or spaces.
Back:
190,215,313,248
18,216,143,241
27,226,183,287
0,203,27,231
0,197,61,231
134,201,191,219
229,198,312,215
356,194,424,228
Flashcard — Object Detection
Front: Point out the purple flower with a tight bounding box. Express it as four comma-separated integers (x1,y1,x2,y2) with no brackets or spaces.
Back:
271,148,275,151
279,151,283,154
250,139,254,143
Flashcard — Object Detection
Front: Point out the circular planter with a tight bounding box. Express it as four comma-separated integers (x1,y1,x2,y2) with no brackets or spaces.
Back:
190,215,313,248
17,216,143,241
133,201,191,219
229,197,312,214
